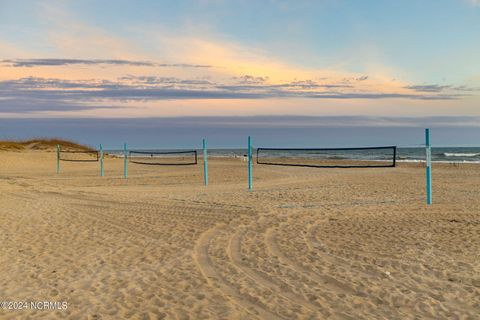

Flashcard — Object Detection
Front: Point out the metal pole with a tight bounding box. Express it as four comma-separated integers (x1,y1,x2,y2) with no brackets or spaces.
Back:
56,144,60,174
393,146,397,167
425,128,432,205
248,136,252,191
100,144,104,177
124,143,128,179
203,138,208,186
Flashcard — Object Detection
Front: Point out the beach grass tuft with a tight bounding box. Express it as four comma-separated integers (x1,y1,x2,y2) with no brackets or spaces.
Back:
0,138,94,151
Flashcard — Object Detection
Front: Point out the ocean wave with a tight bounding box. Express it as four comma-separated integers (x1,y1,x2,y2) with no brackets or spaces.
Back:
443,152,480,157
397,159,480,164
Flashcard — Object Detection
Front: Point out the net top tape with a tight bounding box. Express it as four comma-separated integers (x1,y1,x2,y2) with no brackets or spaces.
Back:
129,150,196,155
257,146,396,151
59,150,99,153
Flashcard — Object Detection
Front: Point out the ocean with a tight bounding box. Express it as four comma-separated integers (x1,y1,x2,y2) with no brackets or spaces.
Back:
396,147,480,163
104,147,480,164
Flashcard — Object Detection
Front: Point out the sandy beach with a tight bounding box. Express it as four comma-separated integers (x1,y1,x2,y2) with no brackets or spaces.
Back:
1,149,479,319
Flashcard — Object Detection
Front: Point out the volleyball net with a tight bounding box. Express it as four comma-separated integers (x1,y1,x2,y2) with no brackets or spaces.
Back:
58,150,99,162
256,146,397,168
128,150,198,166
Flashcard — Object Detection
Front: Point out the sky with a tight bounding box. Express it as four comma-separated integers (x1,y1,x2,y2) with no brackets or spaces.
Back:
0,0,479,147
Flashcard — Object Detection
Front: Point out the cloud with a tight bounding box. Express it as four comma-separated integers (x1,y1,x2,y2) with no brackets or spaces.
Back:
118,75,213,86
404,84,451,92
1,58,212,68
232,75,269,84
0,76,464,114
405,84,479,93
1,77,460,101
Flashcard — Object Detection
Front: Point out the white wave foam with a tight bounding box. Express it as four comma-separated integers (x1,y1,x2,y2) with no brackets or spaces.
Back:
443,152,479,157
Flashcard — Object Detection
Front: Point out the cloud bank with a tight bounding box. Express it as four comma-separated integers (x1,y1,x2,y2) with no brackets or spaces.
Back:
1,59,212,68
405,84,479,93
0,75,465,113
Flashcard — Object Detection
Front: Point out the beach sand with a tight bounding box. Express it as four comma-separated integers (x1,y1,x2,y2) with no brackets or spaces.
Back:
0,150,479,319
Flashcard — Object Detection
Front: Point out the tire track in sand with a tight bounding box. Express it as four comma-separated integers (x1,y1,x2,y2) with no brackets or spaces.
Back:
194,225,281,319
265,228,359,296
228,229,327,318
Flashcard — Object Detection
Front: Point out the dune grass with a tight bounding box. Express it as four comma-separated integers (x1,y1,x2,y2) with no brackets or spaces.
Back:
0,139,94,151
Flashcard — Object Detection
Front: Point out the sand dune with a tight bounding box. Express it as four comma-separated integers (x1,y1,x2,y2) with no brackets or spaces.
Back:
0,150,479,319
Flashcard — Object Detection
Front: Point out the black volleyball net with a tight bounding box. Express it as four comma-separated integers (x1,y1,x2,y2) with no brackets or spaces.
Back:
256,146,397,168
58,150,99,162
128,150,198,166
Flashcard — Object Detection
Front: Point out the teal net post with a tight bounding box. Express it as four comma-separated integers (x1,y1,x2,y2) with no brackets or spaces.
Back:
56,144,60,174
203,138,208,186
100,144,104,177
123,143,128,179
425,128,432,205
248,136,253,191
